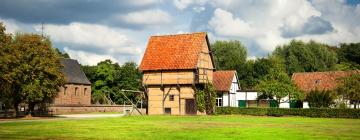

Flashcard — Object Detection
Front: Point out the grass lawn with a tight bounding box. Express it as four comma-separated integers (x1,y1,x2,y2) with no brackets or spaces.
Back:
0,115,359,140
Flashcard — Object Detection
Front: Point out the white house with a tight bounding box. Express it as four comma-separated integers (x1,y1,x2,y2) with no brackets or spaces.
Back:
213,70,293,108
213,70,240,107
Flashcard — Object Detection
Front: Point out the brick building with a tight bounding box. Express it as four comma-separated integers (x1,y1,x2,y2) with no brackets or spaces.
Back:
53,58,91,106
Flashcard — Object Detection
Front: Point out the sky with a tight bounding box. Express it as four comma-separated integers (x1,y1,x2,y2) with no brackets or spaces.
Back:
1,0,360,65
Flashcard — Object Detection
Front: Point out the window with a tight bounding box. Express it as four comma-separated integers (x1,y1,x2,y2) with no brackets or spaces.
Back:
64,86,67,95
84,88,87,96
164,108,171,114
75,87,78,96
216,94,223,107
169,95,174,101
315,79,321,84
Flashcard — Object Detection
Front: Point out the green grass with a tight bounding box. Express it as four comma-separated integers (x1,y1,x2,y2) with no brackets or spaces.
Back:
0,115,359,140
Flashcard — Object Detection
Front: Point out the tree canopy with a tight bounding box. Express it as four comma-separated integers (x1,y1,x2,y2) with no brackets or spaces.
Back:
82,60,142,105
336,73,360,108
273,40,338,75
0,23,64,115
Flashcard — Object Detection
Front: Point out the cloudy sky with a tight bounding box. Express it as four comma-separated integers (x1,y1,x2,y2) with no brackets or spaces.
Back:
1,0,360,65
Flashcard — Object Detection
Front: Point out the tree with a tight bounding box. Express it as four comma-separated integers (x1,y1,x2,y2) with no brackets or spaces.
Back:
273,40,338,75
0,30,64,116
211,40,247,71
211,40,249,89
256,57,303,107
336,43,360,70
54,48,70,58
306,89,334,108
82,60,142,104
336,73,360,108
196,83,216,115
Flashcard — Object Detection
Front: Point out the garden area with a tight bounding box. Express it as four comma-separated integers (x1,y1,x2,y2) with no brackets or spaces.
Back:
0,115,359,139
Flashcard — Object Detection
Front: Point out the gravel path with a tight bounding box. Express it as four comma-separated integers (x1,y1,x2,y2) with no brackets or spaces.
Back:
56,114,125,118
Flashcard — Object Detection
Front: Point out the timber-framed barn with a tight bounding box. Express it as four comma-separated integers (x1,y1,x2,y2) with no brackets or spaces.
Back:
140,32,215,115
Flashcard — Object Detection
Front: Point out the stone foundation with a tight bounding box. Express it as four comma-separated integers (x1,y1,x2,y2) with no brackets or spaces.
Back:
49,105,146,115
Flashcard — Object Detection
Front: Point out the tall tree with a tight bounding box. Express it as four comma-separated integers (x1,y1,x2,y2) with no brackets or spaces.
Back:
211,40,247,70
336,43,360,70
256,56,303,106
336,73,360,108
273,40,338,75
211,40,249,88
0,30,64,115
82,60,142,104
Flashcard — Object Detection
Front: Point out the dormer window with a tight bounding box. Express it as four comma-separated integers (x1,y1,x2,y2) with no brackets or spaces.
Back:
315,79,321,84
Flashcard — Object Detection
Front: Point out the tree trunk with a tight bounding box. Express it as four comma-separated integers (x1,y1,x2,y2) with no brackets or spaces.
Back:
28,102,36,117
13,102,19,117
277,99,281,108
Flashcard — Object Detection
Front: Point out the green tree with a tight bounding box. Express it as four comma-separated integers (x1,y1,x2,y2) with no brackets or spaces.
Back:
211,40,247,70
336,43,360,70
256,57,303,107
54,48,70,58
211,40,249,89
273,40,338,75
0,31,64,116
306,89,334,108
82,60,142,104
196,83,216,115
336,73,360,108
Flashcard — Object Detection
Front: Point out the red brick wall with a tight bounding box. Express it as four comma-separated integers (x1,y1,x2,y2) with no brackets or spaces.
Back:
53,84,91,105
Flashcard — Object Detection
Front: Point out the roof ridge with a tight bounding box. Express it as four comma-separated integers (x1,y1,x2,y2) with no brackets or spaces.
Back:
292,70,358,75
150,32,206,37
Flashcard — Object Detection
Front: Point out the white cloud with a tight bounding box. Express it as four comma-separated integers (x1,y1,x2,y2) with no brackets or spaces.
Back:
209,8,255,37
173,0,208,10
206,0,360,56
129,0,161,6
38,22,141,55
64,47,118,66
119,9,172,25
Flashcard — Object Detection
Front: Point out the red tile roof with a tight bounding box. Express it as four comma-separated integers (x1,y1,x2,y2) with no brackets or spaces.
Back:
140,32,208,71
292,70,359,93
213,70,237,92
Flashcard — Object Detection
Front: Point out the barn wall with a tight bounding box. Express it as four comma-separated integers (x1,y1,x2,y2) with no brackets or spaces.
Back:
197,40,214,83
147,85,196,115
143,70,195,85
53,84,91,106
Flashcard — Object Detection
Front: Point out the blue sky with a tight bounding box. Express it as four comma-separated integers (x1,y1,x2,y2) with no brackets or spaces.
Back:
1,0,360,65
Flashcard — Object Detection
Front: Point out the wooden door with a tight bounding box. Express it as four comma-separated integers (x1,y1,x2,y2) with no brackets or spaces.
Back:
185,99,196,115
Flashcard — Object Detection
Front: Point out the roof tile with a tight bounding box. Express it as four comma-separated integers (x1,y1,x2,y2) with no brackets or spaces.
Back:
213,70,236,92
140,32,207,71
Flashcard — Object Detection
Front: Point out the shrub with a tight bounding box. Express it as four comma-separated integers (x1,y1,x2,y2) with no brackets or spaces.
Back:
216,107,360,118
306,89,334,108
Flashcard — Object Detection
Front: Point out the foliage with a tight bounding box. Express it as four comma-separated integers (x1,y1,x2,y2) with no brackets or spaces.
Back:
336,73,360,108
336,43,360,68
195,90,205,112
216,107,360,118
196,83,216,114
273,40,338,75
211,40,247,71
256,57,303,106
54,48,70,58
81,60,142,104
306,90,334,108
0,26,64,115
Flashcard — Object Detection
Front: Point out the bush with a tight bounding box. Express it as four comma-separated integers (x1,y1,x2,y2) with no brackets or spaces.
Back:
307,89,334,108
216,107,360,118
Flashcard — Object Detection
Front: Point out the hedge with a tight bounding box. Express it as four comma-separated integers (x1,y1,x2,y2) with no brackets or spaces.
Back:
216,107,360,118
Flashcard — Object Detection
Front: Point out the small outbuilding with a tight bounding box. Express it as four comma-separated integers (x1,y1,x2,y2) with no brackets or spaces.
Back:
53,58,92,106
